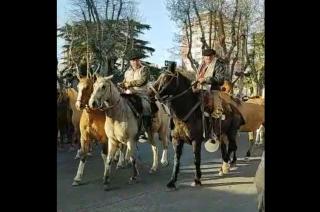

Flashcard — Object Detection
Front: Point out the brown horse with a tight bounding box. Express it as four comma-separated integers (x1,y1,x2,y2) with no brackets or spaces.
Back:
56,82,82,150
219,92,264,157
64,88,81,150
57,88,73,148
241,95,265,158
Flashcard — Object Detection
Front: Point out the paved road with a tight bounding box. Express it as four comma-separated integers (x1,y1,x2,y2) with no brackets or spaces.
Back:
57,133,263,212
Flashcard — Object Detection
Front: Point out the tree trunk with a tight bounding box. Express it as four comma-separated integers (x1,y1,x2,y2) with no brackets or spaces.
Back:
209,10,213,48
111,4,116,20
192,0,208,50
213,10,217,45
218,11,227,56
226,0,239,61
230,12,242,82
105,0,109,19
121,18,130,73
185,14,197,72
117,0,123,21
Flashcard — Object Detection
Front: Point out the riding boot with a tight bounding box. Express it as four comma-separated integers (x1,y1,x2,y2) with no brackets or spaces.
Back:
138,115,152,141
142,115,152,132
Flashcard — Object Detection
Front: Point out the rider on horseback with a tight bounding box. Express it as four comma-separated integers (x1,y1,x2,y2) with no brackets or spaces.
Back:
119,50,152,137
193,48,228,143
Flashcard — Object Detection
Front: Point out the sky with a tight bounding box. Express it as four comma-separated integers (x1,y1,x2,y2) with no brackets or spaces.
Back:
57,0,179,66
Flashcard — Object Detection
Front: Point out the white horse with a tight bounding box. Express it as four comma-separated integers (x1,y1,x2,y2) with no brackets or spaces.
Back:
88,75,167,190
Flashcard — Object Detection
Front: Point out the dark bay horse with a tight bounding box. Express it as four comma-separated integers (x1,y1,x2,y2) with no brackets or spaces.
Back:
152,65,243,190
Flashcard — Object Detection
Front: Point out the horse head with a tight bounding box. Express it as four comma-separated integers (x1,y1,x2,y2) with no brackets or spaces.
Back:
88,75,114,110
75,74,97,110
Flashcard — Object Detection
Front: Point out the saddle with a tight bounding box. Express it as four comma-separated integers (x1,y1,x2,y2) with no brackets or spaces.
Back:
201,91,245,124
120,93,143,118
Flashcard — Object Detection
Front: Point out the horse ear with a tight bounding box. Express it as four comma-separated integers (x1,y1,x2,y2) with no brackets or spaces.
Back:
104,75,114,81
92,73,97,82
168,62,177,73
76,73,81,81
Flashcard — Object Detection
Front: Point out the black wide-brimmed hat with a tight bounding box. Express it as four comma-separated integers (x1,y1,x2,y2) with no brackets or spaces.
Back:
127,50,144,60
202,48,216,56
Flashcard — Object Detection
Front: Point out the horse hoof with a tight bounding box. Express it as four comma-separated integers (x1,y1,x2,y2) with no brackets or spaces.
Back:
166,186,177,192
222,167,230,174
103,184,110,191
116,165,125,170
149,168,157,174
166,181,177,191
72,181,81,186
218,170,224,176
161,161,169,167
191,180,202,187
128,177,140,184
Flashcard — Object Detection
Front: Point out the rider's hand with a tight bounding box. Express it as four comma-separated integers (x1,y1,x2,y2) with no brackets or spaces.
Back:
124,82,131,88
198,78,206,84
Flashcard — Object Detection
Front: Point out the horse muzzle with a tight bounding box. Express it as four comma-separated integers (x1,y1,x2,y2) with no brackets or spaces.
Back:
75,100,84,110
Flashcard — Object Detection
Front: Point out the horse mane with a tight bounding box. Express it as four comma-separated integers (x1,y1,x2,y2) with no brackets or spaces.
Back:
230,95,242,105
176,69,196,82
65,88,77,100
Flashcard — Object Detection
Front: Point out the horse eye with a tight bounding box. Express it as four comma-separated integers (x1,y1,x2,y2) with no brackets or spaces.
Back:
102,85,106,89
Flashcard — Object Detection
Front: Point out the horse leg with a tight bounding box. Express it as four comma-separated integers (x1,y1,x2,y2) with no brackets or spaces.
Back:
166,139,184,191
255,124,265,145
228,133,238,166
245,131,256,161
147,131,159,174
191,140,202,187
57,129,62,149
159,123,169,167
116,144,127,169
114,148,120,162
127,139,140,184
102,140,117,191
219,141,230,176
73,129,81,159
72,137,89,186
228,116,241,166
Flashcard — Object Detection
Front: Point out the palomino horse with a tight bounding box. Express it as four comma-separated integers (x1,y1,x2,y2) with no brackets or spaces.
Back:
152,66,243,190
88,75,163,190
72,75,110,186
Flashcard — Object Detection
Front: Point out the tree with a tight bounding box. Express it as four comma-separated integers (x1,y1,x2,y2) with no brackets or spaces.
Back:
58,0,155,80
165,0,264,95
